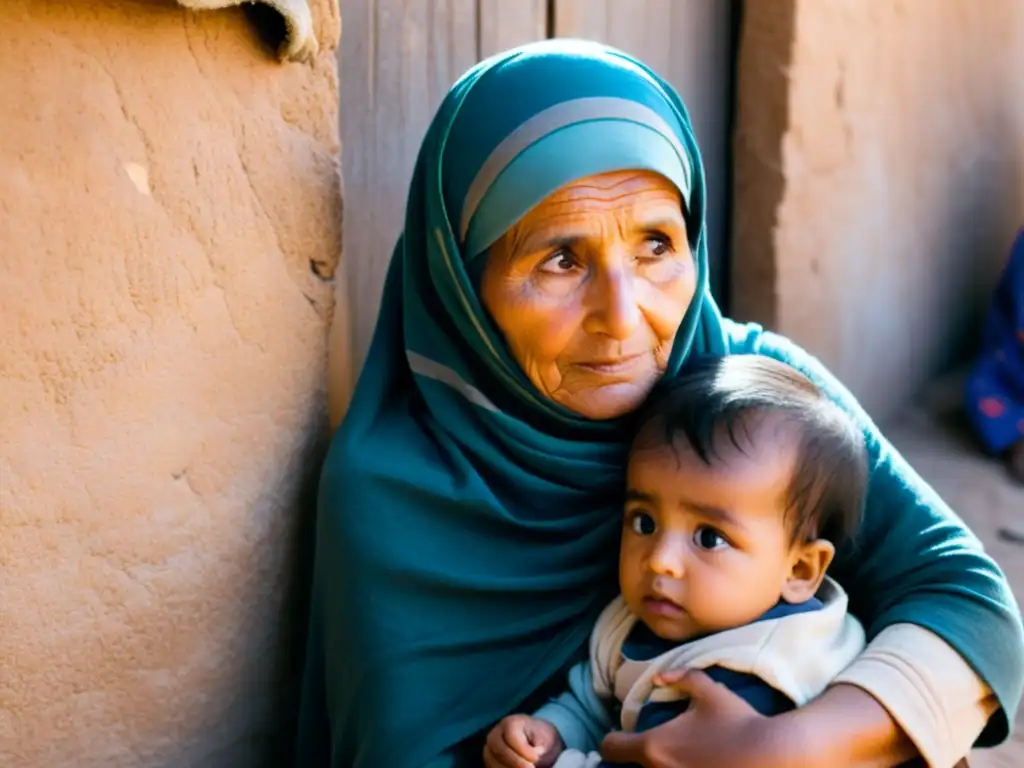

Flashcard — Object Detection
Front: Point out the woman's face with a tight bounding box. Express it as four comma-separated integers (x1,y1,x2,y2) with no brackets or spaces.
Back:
480,170,696,420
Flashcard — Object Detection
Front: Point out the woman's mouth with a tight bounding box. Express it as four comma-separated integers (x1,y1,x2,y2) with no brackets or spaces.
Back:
575,353,645,375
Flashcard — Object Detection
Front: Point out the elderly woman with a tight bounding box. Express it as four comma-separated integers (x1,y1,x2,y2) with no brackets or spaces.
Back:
297,41,1022,767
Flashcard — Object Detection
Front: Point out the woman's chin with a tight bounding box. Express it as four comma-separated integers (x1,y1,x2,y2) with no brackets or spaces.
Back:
556,381,655,421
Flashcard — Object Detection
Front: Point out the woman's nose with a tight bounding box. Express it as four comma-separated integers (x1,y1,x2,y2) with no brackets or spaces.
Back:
647,536,686,579
584,265,642,340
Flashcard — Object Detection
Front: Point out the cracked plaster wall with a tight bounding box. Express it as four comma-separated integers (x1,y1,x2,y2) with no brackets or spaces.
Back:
0,1,343,765
732,0,1024,420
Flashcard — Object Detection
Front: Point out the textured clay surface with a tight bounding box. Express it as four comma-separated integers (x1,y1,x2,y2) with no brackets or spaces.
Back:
732,1,1024,421
0,1,342,765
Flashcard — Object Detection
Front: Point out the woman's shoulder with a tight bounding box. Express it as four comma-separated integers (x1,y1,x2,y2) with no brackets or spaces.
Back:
717,317,874,431
720,317,765,355
318,387,416,488
720,316,831,373
720,317,802,362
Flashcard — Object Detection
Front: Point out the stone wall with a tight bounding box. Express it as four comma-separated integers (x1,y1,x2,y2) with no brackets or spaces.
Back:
732,0,1024,421
0,1,343,765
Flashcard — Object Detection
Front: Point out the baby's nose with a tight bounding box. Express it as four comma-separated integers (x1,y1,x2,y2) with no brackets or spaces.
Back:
647,536,686,579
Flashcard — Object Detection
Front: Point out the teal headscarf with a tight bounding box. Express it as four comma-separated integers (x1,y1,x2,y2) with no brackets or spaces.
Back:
300,39,729,767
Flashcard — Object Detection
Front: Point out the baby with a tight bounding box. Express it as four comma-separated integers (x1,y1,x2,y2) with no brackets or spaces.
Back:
484,355,869,768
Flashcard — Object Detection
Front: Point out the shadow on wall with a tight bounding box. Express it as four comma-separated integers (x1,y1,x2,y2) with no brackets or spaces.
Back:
245,2,289,53
867,88,1024,402
178,0,329,62
731,0,1024,422
932,96,1023,365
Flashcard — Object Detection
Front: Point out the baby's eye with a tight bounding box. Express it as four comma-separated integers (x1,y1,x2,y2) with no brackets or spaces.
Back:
693,526,729,551
630,512,656,536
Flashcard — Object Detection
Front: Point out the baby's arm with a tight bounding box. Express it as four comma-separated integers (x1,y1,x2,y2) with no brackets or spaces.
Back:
533,660,616,753
484,714,562,768
485,661,615,768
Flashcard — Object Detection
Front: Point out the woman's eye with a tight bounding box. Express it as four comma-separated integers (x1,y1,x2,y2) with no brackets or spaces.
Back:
693,526,729,551
538,249,579,274
643,236,671,258
630,512,656,536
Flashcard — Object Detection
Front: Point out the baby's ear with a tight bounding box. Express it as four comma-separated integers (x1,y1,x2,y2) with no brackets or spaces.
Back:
781,539,835,604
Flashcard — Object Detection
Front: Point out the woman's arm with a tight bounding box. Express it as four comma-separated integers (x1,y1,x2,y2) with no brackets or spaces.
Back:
770,683,916,766
729,321,1022,762
830,624,999,765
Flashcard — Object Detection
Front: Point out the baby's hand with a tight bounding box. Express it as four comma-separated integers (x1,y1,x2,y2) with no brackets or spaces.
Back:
483,714,563,768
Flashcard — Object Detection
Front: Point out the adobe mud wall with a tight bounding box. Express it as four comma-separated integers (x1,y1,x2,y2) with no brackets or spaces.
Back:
1,1,343,765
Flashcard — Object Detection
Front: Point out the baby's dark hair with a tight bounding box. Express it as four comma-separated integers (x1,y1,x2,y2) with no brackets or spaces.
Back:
633,355,867,547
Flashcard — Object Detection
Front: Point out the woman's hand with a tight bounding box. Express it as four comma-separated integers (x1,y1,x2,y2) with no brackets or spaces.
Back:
600,670,785,768
484,714,564,768
600,670,919,768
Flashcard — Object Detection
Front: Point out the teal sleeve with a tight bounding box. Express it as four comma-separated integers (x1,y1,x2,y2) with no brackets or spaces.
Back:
533,661,615,753
725,320,1023,746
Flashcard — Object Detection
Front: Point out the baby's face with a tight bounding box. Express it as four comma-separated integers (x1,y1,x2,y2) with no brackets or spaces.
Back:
619,416,808,642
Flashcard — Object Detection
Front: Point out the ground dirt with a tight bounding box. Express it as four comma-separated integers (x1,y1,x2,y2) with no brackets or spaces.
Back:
884,373,1024,768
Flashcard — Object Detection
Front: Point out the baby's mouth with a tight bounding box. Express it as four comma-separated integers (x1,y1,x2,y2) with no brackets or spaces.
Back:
642,593,686,619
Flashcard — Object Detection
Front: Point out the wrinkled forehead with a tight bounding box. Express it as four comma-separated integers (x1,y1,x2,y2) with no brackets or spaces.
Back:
440,42,696,258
